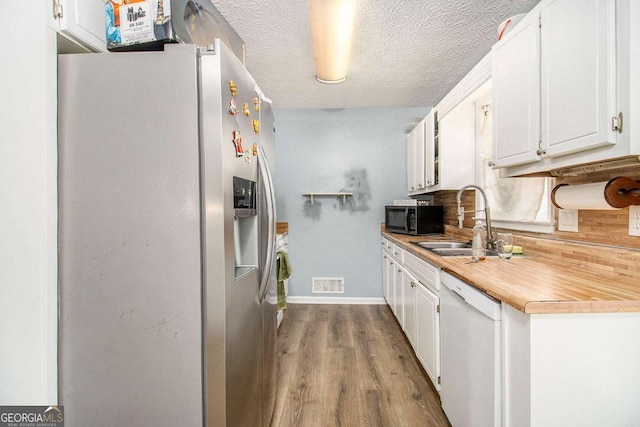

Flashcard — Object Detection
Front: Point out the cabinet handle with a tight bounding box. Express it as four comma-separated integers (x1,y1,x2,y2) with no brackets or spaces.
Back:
390,261,394,265
411,186,415,190
536,148,546,156
410,282,416,288
397,269,402,273
488,161,495,167
383,255,387,259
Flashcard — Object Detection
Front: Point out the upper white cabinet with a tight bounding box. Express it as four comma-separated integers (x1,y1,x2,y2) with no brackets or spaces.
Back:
424,110,438,188
492,9,541,167
408,106,475,195
541,0,616,157
49,0,107,52
407,118,426,193
493,0,634,176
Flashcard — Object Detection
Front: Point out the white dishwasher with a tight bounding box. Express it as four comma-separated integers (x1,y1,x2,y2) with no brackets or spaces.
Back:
440,271,502,427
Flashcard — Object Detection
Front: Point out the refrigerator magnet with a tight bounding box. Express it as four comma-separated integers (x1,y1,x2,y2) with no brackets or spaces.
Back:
252,119,260,134
243,103,250,116
252,143,258,156
244,149,251,163
228,99,238,115
229,80,237,96
233,130,244,157
254,97,260,111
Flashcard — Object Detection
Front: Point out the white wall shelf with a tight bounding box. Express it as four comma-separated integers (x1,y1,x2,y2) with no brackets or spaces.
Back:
303,192,353,205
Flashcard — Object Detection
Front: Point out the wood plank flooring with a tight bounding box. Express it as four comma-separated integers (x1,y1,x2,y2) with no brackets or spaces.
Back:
271,304,451,427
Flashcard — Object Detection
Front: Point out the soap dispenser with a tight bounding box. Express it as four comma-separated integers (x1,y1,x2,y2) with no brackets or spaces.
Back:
471,220,486,260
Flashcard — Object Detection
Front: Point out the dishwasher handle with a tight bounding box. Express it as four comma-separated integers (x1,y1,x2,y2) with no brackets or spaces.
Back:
451,288,466,302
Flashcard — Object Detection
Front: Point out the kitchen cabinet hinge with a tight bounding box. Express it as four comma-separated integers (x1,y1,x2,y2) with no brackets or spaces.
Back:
437,304,440,313
612,112,623,133
53,0,63,19
539,16,542,28
437,376,441,385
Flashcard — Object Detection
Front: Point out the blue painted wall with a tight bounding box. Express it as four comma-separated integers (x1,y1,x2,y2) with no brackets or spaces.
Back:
274,108,429,299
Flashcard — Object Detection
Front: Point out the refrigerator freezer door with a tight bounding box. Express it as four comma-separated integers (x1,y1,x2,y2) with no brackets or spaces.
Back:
199,40,263,426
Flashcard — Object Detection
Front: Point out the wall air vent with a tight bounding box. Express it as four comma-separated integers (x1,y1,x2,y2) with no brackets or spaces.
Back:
312,277,344,293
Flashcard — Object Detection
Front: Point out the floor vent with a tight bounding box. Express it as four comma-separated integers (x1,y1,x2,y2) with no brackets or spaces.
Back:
312,277,344,293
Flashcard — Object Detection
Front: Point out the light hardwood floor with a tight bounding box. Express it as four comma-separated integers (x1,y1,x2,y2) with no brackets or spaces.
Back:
271,304,451,427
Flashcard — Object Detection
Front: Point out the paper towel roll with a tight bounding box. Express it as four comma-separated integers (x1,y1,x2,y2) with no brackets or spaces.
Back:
551,177,640,210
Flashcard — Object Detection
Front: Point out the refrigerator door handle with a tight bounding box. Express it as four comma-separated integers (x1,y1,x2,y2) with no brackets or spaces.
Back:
258,146,276,301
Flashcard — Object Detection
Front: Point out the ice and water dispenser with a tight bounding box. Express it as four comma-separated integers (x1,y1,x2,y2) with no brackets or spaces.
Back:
233,177,258,279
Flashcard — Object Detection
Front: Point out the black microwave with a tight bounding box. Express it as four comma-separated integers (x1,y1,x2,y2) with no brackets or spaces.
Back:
385,205,444,235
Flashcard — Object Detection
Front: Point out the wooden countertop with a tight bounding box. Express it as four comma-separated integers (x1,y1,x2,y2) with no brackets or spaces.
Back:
383,231,640,314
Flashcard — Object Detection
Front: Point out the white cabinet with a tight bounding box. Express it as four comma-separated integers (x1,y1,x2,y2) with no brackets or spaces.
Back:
493,0,620,174
392,262,404,324
382,252,389,302
424,110,438,188
380,239,441,391
408,109,450,195
415,281,440,389
402,269,418,347
541,0,616,158
382,239,395,307
492,9,541,167
49,0,107,52
503,304,640,426
407,118,426,193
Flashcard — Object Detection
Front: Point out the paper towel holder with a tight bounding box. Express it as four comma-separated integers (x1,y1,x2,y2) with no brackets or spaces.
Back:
551,177,640,210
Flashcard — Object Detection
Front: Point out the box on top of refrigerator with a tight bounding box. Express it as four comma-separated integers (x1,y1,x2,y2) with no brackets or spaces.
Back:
105,0,245,63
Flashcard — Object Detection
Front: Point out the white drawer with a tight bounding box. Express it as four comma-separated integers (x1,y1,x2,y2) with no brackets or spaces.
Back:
404,250,439,292
390,243,404,263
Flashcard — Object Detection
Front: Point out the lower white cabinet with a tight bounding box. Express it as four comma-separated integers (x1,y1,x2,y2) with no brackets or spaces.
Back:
393,263,404,324
415,282,440,390
382,251,390,303
402,269,418,347
381,237,441,391
503,304,640,427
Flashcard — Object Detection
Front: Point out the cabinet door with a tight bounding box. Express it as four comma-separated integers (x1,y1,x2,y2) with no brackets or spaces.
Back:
415,282,440,389
406,131,416,192
541,0,616,158
407,120,426,193
414,119,426,191
492,9,541,167
382,251,390,303
393,264,404,325
53,0,107,52
402,269,418,348
424,111,437,188
388,258,396,313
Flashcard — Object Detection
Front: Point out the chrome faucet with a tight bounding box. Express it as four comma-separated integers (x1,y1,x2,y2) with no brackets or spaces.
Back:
456,184,495,249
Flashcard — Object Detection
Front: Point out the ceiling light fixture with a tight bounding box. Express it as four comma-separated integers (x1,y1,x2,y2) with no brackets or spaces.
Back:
309,0,358,84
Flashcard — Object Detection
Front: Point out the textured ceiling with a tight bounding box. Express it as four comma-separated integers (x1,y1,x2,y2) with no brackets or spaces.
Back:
211,0,539,109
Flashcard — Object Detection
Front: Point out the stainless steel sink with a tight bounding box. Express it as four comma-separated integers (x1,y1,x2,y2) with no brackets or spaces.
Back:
412,241,471,249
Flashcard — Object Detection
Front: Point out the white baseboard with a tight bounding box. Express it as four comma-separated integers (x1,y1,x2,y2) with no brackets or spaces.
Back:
286,296,387,305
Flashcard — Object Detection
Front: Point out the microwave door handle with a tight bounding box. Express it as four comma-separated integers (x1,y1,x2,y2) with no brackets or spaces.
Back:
405,207,410,233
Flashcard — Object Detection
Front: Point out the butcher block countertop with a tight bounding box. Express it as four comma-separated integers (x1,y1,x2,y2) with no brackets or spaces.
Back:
382,230,640,314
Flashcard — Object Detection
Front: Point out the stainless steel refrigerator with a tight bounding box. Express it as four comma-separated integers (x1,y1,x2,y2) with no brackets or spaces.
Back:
58,41,277,427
